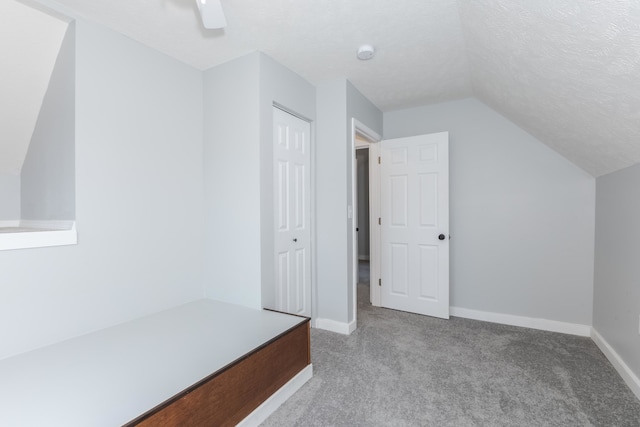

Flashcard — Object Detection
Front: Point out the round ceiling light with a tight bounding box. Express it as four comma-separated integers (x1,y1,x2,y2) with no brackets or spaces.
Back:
357,45,375,60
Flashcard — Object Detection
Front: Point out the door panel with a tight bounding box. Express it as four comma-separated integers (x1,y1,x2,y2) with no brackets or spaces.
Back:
294,248,306,313
390,243,409,295
419,174,437,226
294,164,305,228
273,107,312,317
277,161,289,231
418,245,438,299
380,132,449,319
390,175,408,226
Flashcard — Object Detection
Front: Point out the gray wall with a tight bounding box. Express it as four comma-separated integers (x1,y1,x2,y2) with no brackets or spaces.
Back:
594,164,640,379
384,98,595,326
0,174,20,221
0,19,205,359
203,54,262,308
315,79,383,325
203,52,316,310
21,24,75,221
315,79,349,323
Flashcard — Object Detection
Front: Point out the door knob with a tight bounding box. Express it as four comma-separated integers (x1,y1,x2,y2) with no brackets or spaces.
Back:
293,238,298,242
438,234,445,240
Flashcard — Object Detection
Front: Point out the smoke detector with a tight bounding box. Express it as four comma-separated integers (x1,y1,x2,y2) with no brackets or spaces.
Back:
357,45,375,60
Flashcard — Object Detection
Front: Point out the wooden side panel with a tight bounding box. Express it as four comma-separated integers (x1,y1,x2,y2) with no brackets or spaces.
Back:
131,321,310,427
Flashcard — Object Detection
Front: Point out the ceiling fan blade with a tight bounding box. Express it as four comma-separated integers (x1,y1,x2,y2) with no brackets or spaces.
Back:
196,0,227,29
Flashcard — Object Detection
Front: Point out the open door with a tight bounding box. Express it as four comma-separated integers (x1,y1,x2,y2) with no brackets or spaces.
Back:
379,132,449,319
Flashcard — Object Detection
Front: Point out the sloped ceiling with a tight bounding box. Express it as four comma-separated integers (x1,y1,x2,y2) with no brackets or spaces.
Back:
27,0,640,176
0,1,69,175
460,1,640,177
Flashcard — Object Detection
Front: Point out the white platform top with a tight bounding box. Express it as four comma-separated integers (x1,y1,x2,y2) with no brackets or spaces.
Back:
0,299,306,426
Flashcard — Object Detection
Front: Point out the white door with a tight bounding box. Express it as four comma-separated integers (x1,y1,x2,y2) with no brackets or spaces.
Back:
273,107,312,317
380,132,449,319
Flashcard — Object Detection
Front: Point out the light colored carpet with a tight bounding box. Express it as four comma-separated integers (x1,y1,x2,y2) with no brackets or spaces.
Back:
261,265,640,426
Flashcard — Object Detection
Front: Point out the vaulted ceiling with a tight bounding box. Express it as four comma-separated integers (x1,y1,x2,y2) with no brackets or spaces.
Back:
21,0,640,176
0,1,69,175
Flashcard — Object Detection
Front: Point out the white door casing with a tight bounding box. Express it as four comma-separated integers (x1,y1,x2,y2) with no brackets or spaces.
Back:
351,119,382,322
380,132,450,319
273,107,312,317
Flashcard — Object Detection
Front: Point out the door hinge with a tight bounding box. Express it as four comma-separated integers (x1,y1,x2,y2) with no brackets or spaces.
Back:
378,217,381,225
378,156,381,164
378,278,382,287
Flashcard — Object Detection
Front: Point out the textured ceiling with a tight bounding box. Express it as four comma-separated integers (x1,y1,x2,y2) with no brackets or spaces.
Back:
26,0,640,176
459,0,640,177
40,0,474,110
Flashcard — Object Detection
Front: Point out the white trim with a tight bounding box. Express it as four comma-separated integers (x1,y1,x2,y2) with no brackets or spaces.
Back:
236,364,313,427
350,120,360,333
0,220,20,228
351,118,383,320
310,116,318,332
591,329,640,401
310,119,318,328
0,221,77,251
369,141,381,307
450,306,591,337
355,139,370,148
19,220,75,230
273,102,312,123
350,122,358,331
314,318,356,335
353,119,382,143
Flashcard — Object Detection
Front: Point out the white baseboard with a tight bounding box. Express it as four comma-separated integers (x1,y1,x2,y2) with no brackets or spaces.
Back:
347,318,356,334
314,318,356,335
591,329,640,401
237,364,313,427
450,307,591,337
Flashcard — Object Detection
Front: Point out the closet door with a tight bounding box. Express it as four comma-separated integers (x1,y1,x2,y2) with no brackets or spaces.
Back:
273,107,311,317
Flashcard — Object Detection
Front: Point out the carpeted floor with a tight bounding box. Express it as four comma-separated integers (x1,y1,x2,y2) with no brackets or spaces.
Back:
261,262,640,426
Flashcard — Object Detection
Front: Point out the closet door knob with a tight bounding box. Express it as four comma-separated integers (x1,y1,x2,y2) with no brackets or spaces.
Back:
293,238,298,242
438,234,445,240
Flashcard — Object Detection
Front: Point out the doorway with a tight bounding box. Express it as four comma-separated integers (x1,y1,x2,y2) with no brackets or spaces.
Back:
351,126,451,326
356,146,370,288
351,119,381,329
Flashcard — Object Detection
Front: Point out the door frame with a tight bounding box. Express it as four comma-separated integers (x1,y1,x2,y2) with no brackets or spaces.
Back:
351,119,382,322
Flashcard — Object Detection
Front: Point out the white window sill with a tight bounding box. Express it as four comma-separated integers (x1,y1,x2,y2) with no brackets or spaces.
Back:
0,221,77,251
